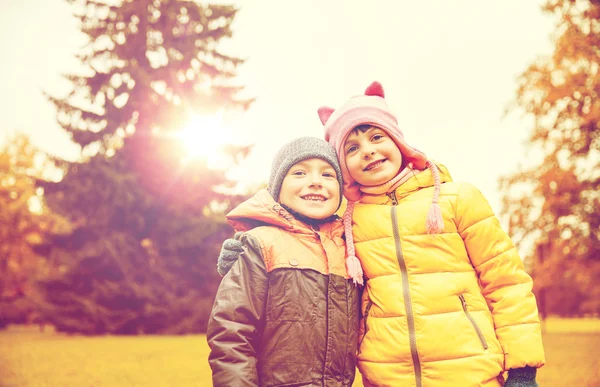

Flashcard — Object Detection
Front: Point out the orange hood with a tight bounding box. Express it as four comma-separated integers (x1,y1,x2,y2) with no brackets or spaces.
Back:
226,189,343,237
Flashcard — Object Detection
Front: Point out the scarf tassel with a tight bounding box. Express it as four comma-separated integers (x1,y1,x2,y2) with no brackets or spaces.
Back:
426,202,443,234
346,254,364,286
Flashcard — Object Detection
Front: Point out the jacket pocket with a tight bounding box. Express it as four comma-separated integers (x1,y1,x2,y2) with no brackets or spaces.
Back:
458,294,488,350
358,299,373,353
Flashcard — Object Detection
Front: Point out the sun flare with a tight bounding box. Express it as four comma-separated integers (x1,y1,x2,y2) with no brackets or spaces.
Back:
177,112,232,167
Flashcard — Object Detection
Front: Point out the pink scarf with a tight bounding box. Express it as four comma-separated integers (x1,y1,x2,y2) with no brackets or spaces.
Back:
342,161,443,286
359,163,419,196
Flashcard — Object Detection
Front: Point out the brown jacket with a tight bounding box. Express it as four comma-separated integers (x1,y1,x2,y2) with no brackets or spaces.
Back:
207,189,359,387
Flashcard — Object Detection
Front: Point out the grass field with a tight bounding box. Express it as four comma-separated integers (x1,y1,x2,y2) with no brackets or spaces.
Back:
1,317,598,386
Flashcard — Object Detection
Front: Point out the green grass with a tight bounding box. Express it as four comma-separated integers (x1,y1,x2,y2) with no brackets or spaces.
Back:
0,318,598,386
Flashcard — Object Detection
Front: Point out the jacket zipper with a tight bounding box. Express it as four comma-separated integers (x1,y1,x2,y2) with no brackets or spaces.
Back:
458,294,489,350
388,191,422,387
358,300,373,352
321,232,333,383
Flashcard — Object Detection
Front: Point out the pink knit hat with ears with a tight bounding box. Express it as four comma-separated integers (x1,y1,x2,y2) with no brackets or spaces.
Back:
318,81,444,285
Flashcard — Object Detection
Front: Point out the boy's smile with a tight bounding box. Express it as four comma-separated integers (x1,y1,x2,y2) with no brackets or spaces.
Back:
301,194,327,201
343,126,403,186
279,158,341,220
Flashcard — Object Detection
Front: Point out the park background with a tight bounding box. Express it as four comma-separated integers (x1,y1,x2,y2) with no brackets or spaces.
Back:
0,0,598,386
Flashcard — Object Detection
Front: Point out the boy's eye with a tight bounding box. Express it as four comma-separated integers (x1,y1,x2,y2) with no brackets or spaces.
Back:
323,172,336,178
292,171,306,176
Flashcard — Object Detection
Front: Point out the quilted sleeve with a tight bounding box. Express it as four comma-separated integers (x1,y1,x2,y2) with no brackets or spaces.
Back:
455,182,545,370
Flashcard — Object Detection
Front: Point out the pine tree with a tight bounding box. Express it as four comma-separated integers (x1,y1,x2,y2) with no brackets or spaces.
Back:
38,0,251,334
500,0,600,316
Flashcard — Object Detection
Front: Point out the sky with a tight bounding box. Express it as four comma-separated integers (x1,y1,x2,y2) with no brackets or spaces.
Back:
0,0,556,216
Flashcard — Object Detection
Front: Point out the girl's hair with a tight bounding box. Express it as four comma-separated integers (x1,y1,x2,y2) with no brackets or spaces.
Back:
351,124,372,135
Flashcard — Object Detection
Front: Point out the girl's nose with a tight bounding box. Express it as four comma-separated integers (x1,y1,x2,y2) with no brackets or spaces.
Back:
363,148,375,158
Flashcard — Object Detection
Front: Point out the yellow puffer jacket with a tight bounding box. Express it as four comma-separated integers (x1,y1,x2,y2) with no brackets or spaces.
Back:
353,164,545,387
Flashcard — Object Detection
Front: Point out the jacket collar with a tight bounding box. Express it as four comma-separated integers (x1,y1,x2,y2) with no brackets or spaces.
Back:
360,163,453,205
226,189,344,237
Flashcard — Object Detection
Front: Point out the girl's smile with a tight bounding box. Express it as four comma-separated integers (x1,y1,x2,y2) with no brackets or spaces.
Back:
363,159,386,171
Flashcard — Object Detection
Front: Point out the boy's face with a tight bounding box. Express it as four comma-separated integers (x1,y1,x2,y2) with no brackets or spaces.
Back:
343,126,403,186
279,158,341,220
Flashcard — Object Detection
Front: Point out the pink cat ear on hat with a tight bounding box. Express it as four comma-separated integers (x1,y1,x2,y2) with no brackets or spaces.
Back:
318,106,335,125
364,81,385,98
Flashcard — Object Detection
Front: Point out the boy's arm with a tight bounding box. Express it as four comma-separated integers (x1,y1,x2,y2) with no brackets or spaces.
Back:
207,234,268,386
455,182,545,371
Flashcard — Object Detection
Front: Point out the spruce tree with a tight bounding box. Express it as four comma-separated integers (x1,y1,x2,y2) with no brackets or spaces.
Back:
38,0,250,334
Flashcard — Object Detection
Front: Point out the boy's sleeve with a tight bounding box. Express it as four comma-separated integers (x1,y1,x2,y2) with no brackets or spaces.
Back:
455,182,545,371
207,234,268,386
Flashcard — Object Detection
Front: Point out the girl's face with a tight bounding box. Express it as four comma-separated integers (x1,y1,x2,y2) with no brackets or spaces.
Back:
279,158,341,220
343,126,403,186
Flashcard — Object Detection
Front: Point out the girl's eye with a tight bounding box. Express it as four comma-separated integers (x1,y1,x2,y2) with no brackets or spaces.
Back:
372,134,384,141
346,145,358,154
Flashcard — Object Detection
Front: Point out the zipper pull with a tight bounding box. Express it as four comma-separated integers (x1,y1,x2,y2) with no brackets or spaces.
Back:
311,226,321,239
459,294,467,310
387,191,398,205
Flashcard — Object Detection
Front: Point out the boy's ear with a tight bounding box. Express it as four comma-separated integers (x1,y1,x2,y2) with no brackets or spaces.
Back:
318,106,335,125
365,81,385,98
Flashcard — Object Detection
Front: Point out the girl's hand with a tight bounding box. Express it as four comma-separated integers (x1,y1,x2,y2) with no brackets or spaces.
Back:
217,232,244,276
504,366,538,387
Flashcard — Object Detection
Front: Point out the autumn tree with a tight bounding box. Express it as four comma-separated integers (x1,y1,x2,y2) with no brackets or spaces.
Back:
37,0,251,334
500,0,600,316
0,134,66,328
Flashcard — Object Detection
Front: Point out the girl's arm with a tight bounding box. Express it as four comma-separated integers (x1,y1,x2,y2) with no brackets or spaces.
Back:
207,234,268,386
455,182,545,371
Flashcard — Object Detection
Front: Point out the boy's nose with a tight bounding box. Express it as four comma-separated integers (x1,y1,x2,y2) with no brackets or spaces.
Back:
309,174,324,187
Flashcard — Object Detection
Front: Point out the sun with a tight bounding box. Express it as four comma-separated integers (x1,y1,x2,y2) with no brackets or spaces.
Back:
177,112,232,167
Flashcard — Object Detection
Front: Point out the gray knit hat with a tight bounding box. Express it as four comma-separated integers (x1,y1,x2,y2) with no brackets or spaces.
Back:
268,136,343,205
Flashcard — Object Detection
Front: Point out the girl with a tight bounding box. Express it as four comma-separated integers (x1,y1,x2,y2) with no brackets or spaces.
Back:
317,81,545,387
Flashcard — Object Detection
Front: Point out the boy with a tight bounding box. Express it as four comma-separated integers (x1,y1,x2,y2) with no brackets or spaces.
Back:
207,137,359,387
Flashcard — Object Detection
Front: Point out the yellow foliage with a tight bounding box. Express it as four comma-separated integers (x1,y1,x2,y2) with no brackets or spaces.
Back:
0,134,64,300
